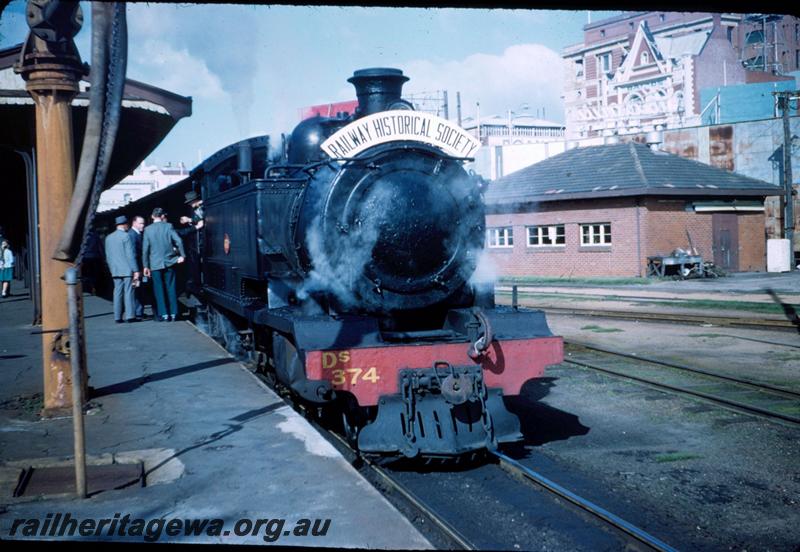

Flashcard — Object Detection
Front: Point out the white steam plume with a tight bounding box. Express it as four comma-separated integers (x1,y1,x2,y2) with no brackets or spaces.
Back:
297,182,398,308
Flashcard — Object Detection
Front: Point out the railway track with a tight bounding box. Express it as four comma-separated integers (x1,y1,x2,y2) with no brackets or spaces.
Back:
525,305,798,332
564,341,800,427
194,318,682,551
256,368,678,551
320,423,679,551
249,374,477,549
492,452,677,552
300,397,680,551
319,424,477,550
706,333,800,350
494,287,799,332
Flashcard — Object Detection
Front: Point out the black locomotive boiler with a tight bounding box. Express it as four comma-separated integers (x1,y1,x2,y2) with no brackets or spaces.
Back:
119,68,564,457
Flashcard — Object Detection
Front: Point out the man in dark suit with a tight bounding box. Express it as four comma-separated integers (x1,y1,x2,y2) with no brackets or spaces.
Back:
104,215,140,323
143,207,185,322
178,190,204,293
130,215,147,318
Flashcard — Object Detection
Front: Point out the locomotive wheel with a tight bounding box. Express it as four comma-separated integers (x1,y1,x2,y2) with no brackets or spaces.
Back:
206,305,244,359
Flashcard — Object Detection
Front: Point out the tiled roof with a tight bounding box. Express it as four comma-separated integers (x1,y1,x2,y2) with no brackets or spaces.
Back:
485,142,782,206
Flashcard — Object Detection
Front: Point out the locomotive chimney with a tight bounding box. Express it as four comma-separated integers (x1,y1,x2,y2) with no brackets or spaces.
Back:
348,68,410,117
237,141,252,175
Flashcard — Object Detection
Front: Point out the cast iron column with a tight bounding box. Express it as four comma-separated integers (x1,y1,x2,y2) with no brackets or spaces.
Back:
15,0,88,414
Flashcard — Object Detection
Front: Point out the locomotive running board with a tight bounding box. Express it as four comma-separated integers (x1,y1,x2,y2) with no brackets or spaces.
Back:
357,388,521,457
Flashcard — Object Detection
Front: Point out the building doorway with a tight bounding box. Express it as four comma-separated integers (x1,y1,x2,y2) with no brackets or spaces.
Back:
712,213,739,270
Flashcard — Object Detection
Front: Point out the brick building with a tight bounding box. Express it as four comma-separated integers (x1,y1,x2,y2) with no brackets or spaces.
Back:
563,11,798,140
484,142,781,277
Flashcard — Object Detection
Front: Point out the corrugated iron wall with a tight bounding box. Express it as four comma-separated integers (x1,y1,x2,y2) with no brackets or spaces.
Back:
634,117,799,248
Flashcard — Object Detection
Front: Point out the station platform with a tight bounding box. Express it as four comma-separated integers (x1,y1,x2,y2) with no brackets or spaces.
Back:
0,290,431,547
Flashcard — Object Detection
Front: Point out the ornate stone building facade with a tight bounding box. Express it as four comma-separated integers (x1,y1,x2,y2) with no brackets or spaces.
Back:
563,12,798,140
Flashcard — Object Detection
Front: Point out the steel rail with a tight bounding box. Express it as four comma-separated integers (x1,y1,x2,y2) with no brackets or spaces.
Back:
323,430,476,551
719,334,800,350
567,341,800,400
498,302,798,332
563,358,800,427
492,452,678,552
547,307,797,330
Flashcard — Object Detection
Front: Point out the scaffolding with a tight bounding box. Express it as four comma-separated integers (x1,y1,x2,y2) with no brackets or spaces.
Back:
741,13,786,74
403,90,450,119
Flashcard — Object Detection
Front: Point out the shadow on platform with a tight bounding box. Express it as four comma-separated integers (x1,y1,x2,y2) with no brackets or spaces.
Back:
144,402,285,481
84,311,115,320
0,295,31,304
91,357,236,397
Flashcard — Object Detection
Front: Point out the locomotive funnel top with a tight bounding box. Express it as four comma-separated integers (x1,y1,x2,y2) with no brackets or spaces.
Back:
348,68,410,117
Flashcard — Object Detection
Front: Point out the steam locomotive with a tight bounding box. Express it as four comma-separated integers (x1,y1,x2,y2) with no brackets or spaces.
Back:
108,68,563,457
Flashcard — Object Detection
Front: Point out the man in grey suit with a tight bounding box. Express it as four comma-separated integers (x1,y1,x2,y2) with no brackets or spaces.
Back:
104,215,140,323
143,207,185,321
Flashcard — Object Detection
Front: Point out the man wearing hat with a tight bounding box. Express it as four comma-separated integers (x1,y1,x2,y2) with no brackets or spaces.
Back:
104,215,140,323
179,190,204,230
179,190,204,291
143,207,186,321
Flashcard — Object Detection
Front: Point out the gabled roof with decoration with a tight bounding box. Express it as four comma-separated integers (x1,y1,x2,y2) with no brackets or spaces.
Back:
613,20,671,86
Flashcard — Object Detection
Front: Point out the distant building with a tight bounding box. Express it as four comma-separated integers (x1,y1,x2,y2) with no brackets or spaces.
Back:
563,11,799,140
484,142,781,277
98,162,190,212
463,109,566,146
463,108,566,180
299,100,359,121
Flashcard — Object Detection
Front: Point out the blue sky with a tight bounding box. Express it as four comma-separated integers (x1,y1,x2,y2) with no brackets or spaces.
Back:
0,3,620,169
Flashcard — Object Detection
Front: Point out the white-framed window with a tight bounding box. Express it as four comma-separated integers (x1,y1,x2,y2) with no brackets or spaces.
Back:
640,51,649,64
598,52,612,74
527,225,566,247
580,223,612,246
487,227,514,248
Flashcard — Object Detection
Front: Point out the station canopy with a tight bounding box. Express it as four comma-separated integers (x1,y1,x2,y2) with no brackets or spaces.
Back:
0,42,192,189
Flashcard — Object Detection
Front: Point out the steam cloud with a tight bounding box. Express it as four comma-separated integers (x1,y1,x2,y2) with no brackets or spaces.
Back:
297,170,494,311
468,249,497,287
297,181,398,309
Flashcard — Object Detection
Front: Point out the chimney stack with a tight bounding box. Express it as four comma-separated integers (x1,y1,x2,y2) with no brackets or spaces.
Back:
348,68,410,117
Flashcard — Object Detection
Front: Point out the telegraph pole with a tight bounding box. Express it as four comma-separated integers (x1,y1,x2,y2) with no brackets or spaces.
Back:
15,0,88,415
775,91,798,270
